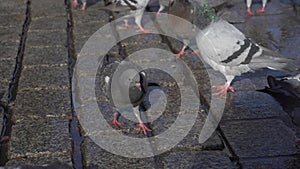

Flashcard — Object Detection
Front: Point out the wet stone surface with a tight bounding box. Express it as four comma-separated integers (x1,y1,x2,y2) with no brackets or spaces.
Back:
241,156,300,169
162,150,237,169
221,119,297,158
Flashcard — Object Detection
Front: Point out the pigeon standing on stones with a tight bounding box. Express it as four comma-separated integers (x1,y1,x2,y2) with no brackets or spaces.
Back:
105,62,151,135
246,0,268,16
73,0,87,11
100,0,151,33
168,0,195,57
196,19,297,95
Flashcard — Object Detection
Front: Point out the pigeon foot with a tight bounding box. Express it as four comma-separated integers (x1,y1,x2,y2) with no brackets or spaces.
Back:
256,7,265,14
73,0,79,7
247,8,254,16
112,114,123,128
138,123,151,135
212,83,235,96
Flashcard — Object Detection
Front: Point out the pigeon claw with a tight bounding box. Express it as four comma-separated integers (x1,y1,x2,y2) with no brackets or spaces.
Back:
256,7,265,14
175,50,186,58
247,8,254,16
138,123,151,135
73,0,79,7
136,28,151,33
112,114,123,128
112,119,123,128
212,83,235,96
81,5,86,11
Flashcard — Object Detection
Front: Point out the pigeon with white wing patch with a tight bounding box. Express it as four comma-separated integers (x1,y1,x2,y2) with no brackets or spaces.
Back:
196,19,297,95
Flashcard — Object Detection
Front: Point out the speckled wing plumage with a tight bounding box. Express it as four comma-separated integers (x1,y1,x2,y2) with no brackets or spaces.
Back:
196,19,296,83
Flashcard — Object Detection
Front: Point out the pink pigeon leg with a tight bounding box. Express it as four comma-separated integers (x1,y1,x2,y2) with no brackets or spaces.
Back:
212,82,235,96
73,0,79,7
111,113,122,128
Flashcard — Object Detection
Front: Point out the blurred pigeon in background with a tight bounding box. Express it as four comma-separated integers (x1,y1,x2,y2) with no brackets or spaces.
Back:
100,0,151,33
196,19,297,95
157,0,172,16
168,0,195,57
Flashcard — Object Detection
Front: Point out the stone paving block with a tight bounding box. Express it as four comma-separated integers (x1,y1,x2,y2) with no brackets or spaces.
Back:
18,65,69,89
81,137,157,168
30,0,66,17
0,28,21,44
25,30,67,47
6,155,72,167
0,46,18,59
12,89,71,117
8,117,71,159
73,8,109,24
162,150,237,169
0,79,9,102
30,16,67,31
223,91,289,120
241,156,300,169
221,119,297,158
0,59,16,80
73,21,107,38
0,14,25,28
22,46,68,65
0,0,26,15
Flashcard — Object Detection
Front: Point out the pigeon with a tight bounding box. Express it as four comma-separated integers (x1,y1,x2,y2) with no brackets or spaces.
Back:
73,0,87,11
259,74,300,146
105,61,151,135
168,0,195,57
100,0,151,33
196,19,298,95
260,74,300,99
246,0,268,16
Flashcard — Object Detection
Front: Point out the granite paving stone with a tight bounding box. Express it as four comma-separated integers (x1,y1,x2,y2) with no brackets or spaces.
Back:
22,46,68,65
8,117,71,159
221,119,297,158
18,65,69,89
25,30,67,47
162,150,237,169
30,0,67,17
241,156,300,169
81,137,157,168
12,89,71,117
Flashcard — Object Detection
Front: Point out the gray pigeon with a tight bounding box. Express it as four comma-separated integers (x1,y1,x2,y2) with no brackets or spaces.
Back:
168,0,195,57
105,61,150,135
196,19,297,95
100,0,151,33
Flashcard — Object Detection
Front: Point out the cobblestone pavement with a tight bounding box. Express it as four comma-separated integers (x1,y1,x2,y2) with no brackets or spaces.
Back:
0,0,299,168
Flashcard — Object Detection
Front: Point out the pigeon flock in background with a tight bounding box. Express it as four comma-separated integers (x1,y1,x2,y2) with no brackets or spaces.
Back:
72,0,299,135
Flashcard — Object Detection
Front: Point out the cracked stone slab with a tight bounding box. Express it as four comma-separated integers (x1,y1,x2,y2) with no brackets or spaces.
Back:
81,137,157,168
0,59,16,80
0,14,25,29
162,150,237,169
8,117,72,160
12,89,71,117
221,119,297,158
